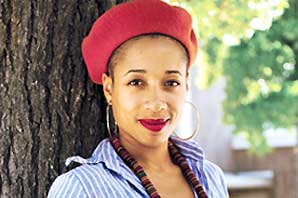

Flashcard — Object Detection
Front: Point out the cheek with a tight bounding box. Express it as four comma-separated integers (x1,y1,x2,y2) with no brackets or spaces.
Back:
170,85,187,101
171,89,187,114
112,87,141,120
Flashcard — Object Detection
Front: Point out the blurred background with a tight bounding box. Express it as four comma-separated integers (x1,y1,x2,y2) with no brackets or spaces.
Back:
0,0,296,197
168,0,298,197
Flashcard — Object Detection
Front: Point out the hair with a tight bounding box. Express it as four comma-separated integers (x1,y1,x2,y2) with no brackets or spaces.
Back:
107,33,189,82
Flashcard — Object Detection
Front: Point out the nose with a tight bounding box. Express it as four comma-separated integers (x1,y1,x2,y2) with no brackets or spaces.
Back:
143,86,168,112
144,100,167,112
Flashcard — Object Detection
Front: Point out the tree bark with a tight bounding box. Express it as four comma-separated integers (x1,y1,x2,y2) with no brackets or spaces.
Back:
0,0,128,197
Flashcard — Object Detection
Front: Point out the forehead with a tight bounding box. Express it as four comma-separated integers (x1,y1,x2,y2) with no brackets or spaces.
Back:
122,35,187,58
113,35,188,75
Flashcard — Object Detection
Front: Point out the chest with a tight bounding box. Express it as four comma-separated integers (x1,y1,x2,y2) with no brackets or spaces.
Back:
146,168,195,198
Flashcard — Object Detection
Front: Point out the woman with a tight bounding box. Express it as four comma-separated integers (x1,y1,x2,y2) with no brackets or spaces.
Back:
48,0,229,197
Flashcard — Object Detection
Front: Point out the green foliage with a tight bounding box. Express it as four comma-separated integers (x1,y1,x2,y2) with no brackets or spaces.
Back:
168,0,288,87
167,0,298,154
223,0,298,146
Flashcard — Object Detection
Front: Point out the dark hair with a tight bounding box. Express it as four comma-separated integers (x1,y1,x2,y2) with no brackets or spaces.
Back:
107,33,189,82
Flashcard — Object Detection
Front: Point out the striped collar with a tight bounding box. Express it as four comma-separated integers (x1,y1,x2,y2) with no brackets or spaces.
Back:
66,136,205,169
65,137,205,197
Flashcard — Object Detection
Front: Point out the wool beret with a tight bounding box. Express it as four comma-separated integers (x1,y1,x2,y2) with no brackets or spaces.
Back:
82,0,198,84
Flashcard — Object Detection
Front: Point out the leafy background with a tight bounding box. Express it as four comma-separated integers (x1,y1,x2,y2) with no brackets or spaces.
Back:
166,0,298,154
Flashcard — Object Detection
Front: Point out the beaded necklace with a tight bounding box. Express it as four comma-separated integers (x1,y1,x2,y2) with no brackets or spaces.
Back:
110,136,208,198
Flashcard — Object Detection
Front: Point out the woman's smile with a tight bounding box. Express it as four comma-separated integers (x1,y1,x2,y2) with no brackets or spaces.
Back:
138,118,170,132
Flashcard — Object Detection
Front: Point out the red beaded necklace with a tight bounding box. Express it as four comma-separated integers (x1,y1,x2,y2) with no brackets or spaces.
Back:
110,136,208,198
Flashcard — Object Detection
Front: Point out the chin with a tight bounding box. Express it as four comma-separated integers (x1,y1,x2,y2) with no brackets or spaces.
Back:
142,132,171,145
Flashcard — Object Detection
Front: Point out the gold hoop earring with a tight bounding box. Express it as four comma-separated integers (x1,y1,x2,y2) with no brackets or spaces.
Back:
106,105,118,138
174,101,200,141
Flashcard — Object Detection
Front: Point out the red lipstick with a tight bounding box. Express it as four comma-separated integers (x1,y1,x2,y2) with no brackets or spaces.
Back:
139,119,169,132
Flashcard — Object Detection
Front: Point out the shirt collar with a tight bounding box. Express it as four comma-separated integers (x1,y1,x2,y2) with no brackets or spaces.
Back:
65,138,122,173
66,136,205,168
170,136,205,162
65,137,205,196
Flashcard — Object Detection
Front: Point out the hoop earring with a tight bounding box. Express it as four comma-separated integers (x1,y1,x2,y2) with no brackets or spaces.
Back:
106,105,118,138
174,101,200,141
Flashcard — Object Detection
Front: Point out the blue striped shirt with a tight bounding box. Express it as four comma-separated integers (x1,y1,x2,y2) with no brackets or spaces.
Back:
48,137,229,197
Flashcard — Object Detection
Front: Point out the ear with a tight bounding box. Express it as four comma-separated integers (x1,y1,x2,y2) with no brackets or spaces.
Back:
186,81,189,92
186,72,189,91
102,73,113,105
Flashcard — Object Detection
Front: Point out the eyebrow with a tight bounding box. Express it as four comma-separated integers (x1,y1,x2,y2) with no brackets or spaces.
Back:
124,69,182,76
124,69,146,76
165,70,182,76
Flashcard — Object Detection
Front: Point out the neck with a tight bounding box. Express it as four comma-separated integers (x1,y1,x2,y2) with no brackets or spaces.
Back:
119,134,174,171
110,134,208,198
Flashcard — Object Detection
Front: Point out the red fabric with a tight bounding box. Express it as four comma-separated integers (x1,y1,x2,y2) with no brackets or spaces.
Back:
82,0,198,84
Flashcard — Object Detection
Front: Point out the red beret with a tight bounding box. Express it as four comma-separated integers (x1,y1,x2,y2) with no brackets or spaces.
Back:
82,0,198,84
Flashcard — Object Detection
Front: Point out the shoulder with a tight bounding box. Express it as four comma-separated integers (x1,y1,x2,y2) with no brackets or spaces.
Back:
48,163,122,198
48,138,141,198
203,160,227,186
48,170,87,198
171,137,229,197
202,160,229,197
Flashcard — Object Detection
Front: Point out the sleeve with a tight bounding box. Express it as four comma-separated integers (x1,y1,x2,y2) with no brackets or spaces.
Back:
47,172,88,198
203,160,229,198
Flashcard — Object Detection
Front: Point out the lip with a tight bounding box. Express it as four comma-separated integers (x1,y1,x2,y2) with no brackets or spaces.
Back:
138,118,169,132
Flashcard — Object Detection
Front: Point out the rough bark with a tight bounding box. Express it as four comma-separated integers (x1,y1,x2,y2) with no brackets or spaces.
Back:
0,0,128,197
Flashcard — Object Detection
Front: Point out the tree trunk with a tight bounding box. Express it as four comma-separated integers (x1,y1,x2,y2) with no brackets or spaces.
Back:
0,0,128,197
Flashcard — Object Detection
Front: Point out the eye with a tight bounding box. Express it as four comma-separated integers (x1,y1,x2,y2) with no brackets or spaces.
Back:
164,80,180,87
128,79,143,86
